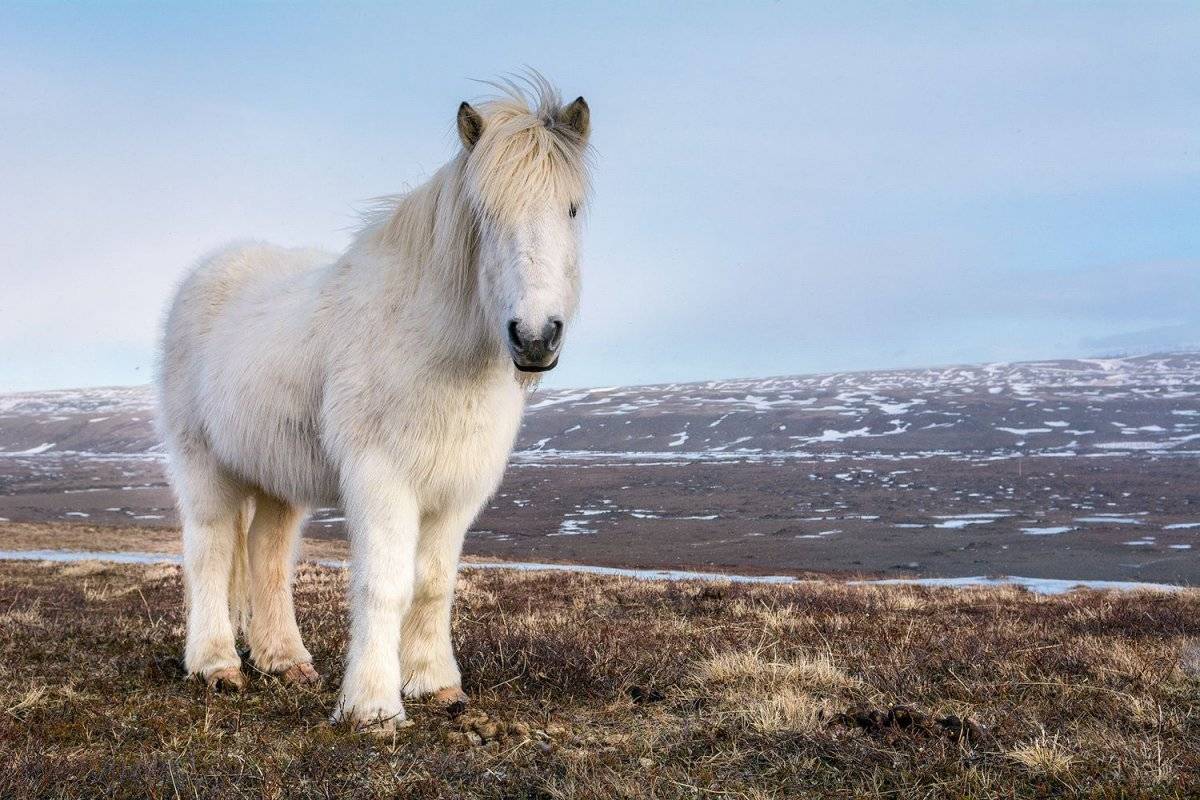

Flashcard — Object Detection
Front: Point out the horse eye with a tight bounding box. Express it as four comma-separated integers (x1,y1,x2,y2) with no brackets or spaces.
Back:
569,203,577,218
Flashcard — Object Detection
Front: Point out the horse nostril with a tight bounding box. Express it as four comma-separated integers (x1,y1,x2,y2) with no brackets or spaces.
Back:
544,318,564,350
508,317,562,366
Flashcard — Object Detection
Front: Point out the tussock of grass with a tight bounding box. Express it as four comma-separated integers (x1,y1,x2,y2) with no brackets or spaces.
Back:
740,686,833,733
692,649,854,692
1008,733,1075,777
692,649,849,735
0,602,44,631
5,685,48,714
58,560,116,578
0,559,1198,798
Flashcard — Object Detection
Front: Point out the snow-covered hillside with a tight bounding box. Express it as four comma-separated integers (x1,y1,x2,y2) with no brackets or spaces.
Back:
2,353,1197,462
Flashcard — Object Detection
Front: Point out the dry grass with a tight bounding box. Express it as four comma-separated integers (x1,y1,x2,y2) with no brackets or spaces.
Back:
1008,732,1076,778
693,648,855,691
739,686,833,733
0,520,352,561
0,558,1198,798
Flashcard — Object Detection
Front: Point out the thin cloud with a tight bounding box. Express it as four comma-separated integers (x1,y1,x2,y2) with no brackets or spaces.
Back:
0,3,1196,390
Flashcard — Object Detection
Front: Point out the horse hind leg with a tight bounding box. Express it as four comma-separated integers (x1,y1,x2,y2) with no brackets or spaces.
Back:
247,492,319,685
176,448,250,691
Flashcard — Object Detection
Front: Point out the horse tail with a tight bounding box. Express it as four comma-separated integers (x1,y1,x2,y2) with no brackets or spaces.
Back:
227,497,254,636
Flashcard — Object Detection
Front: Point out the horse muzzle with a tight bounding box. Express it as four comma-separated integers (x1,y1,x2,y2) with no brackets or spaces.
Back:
508,317,563,372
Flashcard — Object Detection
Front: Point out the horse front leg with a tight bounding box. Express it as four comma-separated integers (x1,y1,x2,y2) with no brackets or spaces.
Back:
332,454,419,734
401,500,478,707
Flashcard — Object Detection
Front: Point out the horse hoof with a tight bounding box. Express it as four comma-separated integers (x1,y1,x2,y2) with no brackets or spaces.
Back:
431,687,469,716
279,662,322,686
206,667,246,692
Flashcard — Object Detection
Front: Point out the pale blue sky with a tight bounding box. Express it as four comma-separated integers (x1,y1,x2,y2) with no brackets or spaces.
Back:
1,2,1197,391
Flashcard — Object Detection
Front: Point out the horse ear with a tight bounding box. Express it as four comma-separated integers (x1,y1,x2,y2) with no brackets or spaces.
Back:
558,96,590,140
457,102,484,150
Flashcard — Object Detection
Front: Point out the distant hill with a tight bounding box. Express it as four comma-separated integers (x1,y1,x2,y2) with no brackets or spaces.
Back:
3,353,1199,584
2,353,1198,462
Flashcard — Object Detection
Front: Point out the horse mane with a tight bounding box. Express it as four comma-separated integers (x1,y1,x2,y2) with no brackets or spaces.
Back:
463,73,591,226
359,74,591,292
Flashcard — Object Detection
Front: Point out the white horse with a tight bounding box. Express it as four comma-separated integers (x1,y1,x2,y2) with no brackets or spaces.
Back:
156,76,591,732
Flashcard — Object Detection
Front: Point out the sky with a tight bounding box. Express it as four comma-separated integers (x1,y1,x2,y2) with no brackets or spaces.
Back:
1,2,1197,392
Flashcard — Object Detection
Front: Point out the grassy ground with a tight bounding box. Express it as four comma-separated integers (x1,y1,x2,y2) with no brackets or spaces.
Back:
1,557,1198,798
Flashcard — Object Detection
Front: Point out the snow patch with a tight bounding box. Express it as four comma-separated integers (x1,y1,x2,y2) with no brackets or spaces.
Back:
1021,526,1074,536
